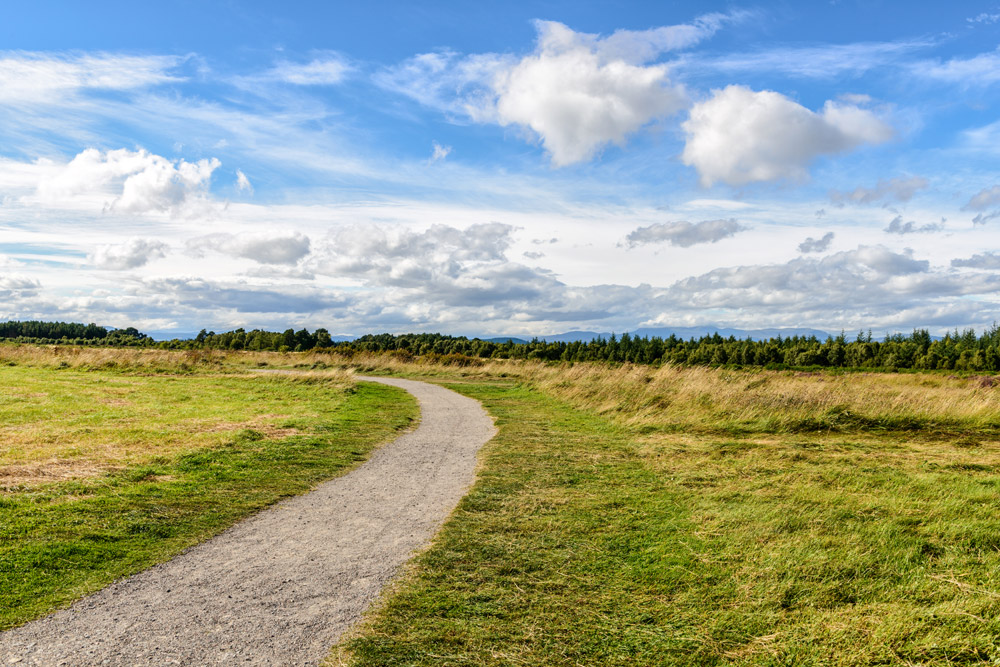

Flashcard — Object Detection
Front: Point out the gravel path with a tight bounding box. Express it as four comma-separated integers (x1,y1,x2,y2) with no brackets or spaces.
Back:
0,376,495,666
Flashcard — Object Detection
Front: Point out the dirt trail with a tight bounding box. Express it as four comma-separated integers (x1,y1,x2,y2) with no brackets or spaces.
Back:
0,376,495,666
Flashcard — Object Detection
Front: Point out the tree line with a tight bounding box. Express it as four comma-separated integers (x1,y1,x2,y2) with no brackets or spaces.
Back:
0,321,150,346
5,320,1000,372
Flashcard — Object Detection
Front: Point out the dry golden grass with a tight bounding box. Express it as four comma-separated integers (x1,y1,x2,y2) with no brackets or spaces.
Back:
0,351,356,488
0,343,366,373
521,362,1000,433
321,350,1000,436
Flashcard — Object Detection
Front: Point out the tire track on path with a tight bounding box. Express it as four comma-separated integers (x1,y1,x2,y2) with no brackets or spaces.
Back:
0,376,495,666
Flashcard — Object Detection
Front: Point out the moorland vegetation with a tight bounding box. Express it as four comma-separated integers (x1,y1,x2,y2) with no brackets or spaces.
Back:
3,340,1000,663
5,320,1000,372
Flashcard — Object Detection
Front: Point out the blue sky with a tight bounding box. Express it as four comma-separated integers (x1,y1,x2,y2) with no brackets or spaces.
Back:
1,1,1000,336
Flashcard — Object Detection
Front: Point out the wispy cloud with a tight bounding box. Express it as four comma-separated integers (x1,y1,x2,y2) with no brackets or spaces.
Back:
911,50,1000,86
685,39,934,78
829,176,928,206
245,53,352,86
0,51,184,103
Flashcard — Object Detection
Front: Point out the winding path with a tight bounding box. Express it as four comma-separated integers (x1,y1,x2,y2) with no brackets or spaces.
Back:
0,376,495,666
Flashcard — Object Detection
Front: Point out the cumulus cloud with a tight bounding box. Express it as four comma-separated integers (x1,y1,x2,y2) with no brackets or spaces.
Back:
488,20,695,165
37,148,220,215
624,218,746,248
310,222,564,308
963,185,1000,211
798,232,834,253
654,246,999,323
0,274,40,298
681,85,893,186
952,252,1000,269
380,13,746,165
0,52,182,103
90,238,169,270
829,176,928,206
884,215,943,235
187,232,311,265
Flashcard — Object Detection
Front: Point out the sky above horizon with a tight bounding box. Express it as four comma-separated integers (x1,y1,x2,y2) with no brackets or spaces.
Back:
2,1,1000,336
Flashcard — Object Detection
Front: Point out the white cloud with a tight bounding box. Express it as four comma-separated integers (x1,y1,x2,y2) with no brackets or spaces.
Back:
798,232,834,253
235,169,253,194
0,274,40,298
430,142,452,162
491,20,690,165
884,215,943,235
655,246,998,324
0,52,182,103
187,232,311,265
913,51,1000,86
829,176,928,206
681,86,893,187
968,12,1000,24
309,223,564,309
90,238,169,270
963,185,1000,211
953,252,1000,269
36,148,220,215
691,40,933,79
624,218,746,248
379,13,746,165
258,54,351,85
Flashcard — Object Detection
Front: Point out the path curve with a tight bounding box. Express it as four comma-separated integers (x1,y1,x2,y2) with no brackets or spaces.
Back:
0,376,495,666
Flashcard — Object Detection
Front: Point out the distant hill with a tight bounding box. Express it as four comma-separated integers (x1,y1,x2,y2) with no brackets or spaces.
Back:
489,326,837,343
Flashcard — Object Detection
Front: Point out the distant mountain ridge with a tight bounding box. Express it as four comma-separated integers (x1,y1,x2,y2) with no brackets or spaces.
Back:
490,326,835,343
143,326,936,344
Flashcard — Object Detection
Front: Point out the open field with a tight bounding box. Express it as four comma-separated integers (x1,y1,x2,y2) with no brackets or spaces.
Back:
0,350,418,630
4,344,1000,664
329,359,1000,665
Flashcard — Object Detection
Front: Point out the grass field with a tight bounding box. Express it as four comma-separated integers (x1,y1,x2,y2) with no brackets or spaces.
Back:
0,351,418,630
4,344,1000,664
332,362,1000,666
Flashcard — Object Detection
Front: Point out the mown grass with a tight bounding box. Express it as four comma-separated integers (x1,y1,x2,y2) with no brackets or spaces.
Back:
0,365,359,482
0,368,418,631
337,377,1000,666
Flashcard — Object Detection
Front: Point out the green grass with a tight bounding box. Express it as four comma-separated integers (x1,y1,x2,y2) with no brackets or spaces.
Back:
0,366,366,470
0,377,418,631
340,380,1000,666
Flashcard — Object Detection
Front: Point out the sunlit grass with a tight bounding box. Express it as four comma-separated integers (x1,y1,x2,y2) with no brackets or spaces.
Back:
0,353,418,630
0,365,355,486
323,356,1000,666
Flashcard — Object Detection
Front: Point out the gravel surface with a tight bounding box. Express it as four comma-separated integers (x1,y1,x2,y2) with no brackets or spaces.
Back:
0,376,495,666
